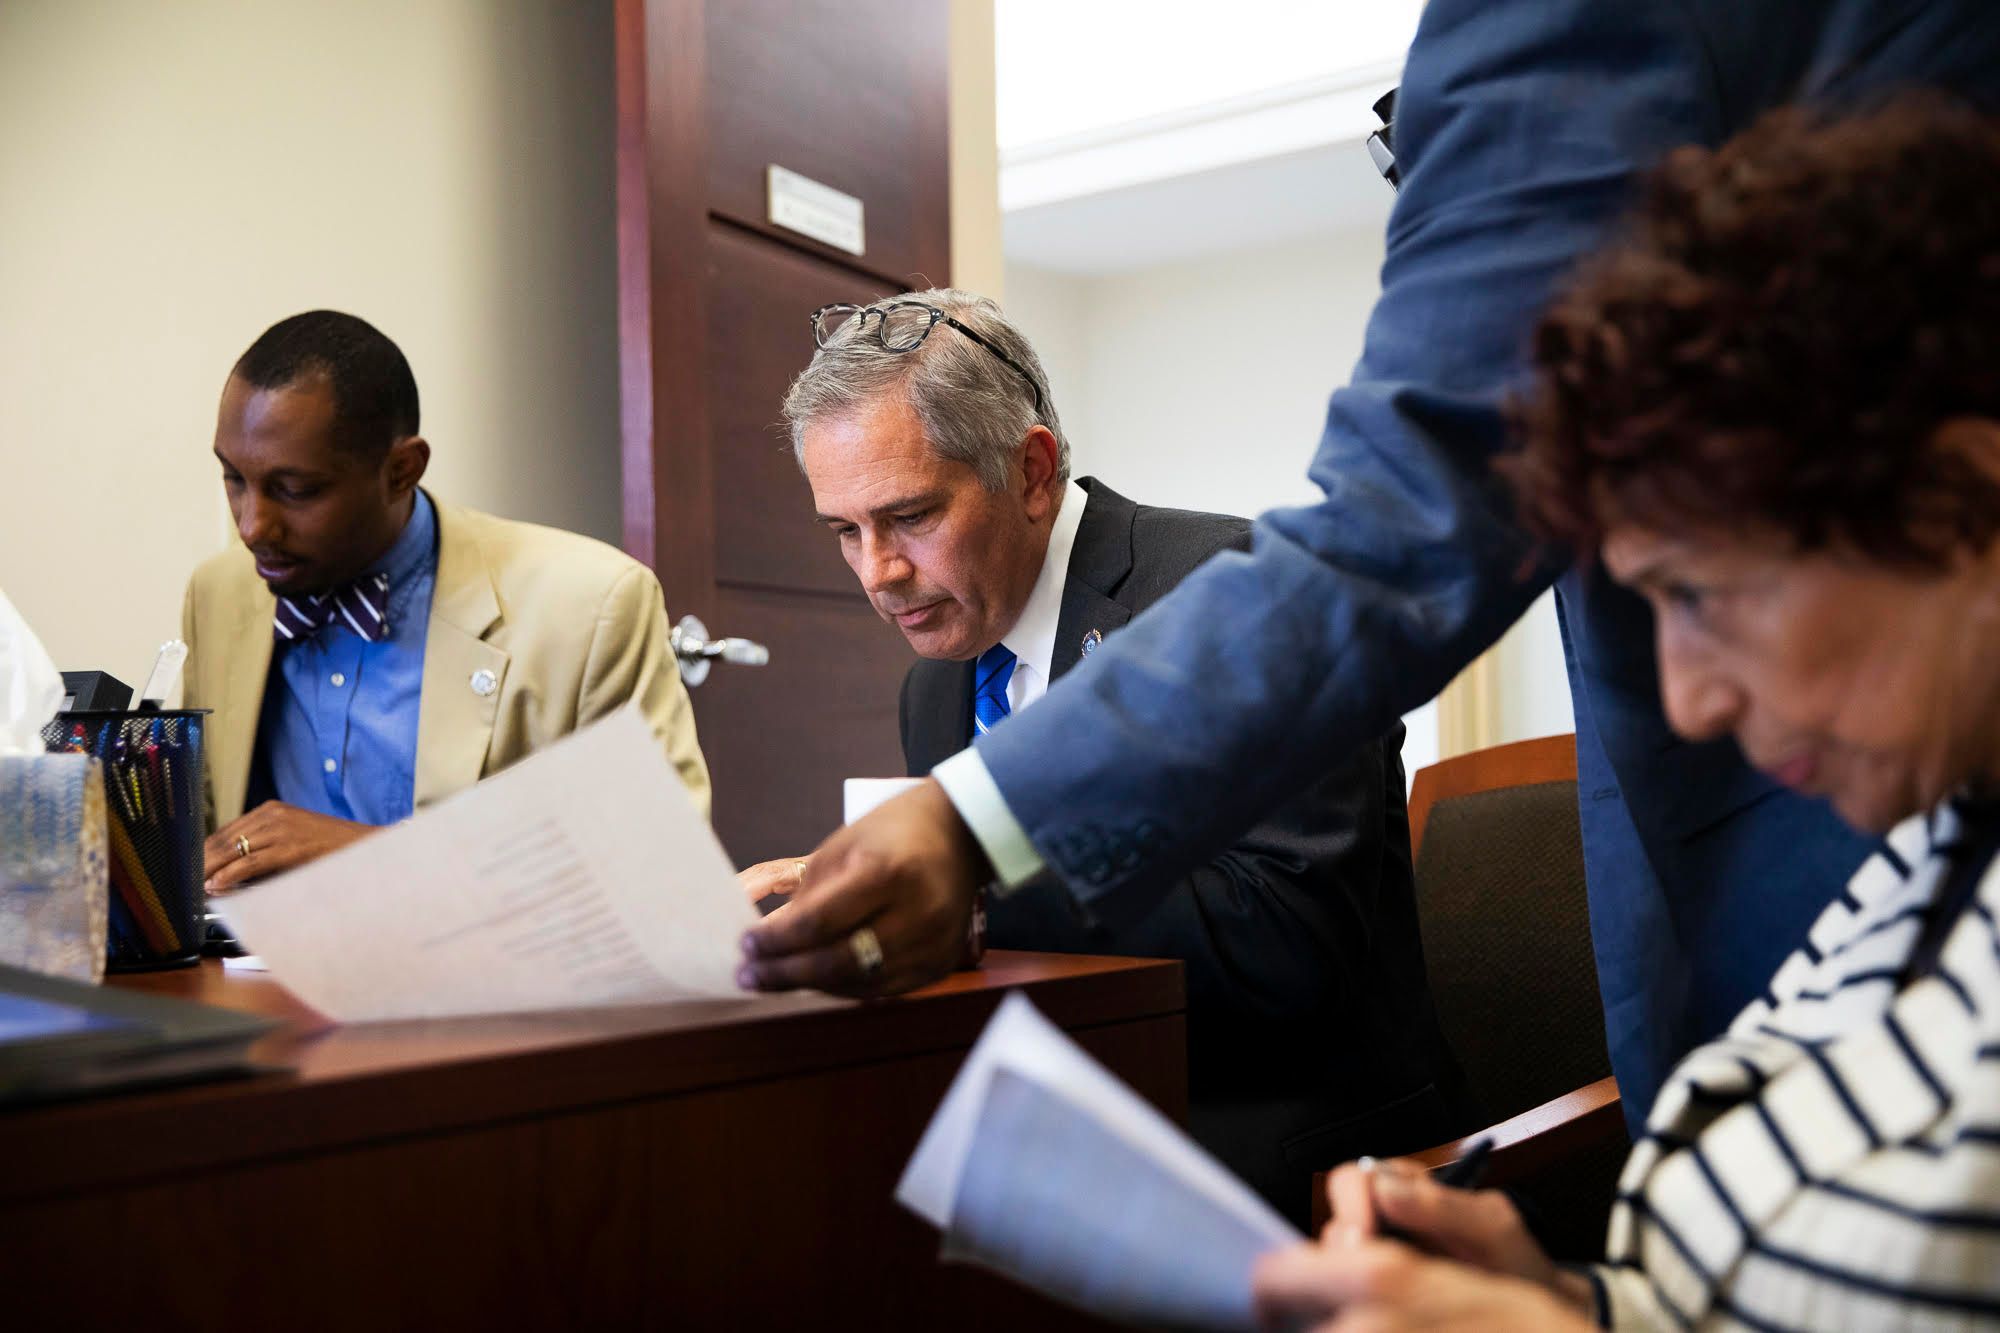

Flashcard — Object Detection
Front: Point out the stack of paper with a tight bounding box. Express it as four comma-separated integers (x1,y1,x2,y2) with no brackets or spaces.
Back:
217,710,761,1022
898,993,1302,1330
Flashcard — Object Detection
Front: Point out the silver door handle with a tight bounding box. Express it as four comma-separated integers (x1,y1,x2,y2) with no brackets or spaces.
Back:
670,614,770,687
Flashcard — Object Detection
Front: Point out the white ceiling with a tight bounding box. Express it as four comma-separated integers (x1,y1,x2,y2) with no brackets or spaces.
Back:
996,0,1424,150
1004,137,1393,275
995,0,1419,276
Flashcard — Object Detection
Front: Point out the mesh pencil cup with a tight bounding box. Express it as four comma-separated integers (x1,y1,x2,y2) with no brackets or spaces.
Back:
42,710,211,972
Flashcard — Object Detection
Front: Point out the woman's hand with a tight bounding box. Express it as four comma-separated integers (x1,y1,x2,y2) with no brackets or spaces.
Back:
1322,1157,1564,1290
1254,1238,1598,1332
1263,1154,1603,1328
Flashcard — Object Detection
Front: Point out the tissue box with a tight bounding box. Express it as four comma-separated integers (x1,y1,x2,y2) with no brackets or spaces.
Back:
0,753,109,983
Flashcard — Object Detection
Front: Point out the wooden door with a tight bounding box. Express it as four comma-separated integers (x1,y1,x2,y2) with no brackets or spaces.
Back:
616,0,952,864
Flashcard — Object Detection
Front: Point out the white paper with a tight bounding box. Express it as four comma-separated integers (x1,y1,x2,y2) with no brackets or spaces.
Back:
897,992,1300,1330
843,776,922,825
217,709,759,1021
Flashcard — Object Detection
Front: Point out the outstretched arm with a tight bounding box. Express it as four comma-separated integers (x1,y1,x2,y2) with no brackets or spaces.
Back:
744,0,1714,992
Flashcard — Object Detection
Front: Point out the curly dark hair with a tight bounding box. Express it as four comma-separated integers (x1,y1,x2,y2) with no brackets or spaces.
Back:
1508,93,2000,571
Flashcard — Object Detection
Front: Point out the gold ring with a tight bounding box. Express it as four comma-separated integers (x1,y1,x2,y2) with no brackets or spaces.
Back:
849,926,885,980
792,860,809,888
235,834,253,860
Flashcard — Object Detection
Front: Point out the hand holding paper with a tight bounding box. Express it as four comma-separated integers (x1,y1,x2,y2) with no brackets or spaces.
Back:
218,709,760,1021
899,992,1301,1330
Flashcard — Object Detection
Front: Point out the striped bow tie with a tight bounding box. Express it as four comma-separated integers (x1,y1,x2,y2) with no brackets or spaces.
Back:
273,572,392,644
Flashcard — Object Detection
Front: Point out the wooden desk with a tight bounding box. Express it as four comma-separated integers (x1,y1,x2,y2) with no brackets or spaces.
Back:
0,952,1185,1331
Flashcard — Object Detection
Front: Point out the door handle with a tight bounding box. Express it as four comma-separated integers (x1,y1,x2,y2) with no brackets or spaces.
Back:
670,614,770,687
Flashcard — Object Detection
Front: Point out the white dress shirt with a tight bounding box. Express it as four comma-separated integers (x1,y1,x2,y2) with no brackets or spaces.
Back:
931,480,1086,887
994,478,1088,715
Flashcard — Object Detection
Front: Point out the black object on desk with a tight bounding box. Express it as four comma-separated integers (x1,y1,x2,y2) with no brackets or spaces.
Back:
59,671,132,713
201,916,248,958
0,962,275,1106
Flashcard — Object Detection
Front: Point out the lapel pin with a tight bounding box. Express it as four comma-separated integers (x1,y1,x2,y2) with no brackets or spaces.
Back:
1080,629,1103,656
469,668,498,697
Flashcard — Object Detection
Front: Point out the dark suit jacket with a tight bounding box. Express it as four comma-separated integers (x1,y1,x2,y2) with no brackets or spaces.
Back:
967,1,2000,1130
901,479,1463,1219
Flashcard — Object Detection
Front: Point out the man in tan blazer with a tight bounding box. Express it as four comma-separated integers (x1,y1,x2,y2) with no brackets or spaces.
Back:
188,310,709,893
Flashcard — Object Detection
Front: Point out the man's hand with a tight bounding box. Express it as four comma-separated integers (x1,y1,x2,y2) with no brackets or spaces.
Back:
737,856,811,905
204,801,377,894
1252,1239,1596,1333
737,778,988,996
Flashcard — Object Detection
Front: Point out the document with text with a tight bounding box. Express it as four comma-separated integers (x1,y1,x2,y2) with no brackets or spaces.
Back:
898,992,1302,1330
217,710,761,1022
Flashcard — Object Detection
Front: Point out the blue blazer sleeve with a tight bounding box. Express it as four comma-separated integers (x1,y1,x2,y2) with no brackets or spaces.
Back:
974,0,1716,915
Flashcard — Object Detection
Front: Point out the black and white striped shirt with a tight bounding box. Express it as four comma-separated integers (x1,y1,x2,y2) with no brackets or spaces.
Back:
1599,803,2000,1329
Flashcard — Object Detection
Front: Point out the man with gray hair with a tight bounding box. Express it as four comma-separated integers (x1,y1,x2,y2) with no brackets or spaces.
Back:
750,288,1465,1224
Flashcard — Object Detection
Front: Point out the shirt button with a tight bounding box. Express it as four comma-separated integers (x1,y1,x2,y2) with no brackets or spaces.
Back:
323,758,338,773
330,672,346,687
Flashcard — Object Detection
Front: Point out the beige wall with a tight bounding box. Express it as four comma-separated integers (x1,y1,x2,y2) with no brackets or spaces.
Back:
948,0,1004,300
0,0,620,686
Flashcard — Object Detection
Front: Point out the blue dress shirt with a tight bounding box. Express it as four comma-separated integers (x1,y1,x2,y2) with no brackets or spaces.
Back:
250,491,438,825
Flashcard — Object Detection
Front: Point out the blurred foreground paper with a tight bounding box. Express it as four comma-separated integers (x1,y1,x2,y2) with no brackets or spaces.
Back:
218,710,757,1021
898,992,1300,1330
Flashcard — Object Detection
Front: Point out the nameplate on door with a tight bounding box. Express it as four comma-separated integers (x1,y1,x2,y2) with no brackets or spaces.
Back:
767,165,865,256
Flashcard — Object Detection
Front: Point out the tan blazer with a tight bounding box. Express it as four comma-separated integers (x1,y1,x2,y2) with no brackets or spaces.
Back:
182,497,711,829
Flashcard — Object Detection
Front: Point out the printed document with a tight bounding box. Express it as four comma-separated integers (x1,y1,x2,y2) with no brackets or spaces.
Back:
898,993,1301,1329
217,710,759,1021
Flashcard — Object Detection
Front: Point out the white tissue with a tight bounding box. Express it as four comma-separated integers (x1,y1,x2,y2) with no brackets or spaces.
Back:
0,587,64,756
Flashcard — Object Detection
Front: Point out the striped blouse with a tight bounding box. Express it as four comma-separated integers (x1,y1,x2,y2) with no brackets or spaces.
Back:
1598,802,2000,1329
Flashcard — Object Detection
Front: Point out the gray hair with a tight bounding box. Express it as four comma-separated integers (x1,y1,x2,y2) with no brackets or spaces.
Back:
781,287,1068,490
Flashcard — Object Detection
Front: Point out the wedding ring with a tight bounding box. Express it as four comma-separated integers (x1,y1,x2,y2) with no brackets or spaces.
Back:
235,834,253,860
849,926,885,980
793,860,809,888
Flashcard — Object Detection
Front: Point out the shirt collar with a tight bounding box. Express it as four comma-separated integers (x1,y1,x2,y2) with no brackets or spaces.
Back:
368,488,438,584
368,488,439,619
1000,479,1089,685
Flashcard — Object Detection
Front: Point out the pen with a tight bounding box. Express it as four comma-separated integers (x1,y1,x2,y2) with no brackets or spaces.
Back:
1431,1136,1493,1191
1365,1137,1494,1246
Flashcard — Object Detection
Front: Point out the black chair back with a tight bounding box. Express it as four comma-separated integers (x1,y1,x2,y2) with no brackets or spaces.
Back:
1414,777,1608,1123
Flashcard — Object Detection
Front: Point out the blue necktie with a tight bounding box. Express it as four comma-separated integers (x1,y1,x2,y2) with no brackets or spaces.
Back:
973,644,1016,736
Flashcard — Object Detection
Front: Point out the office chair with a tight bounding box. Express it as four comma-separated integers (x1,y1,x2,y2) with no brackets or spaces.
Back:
1312,735,1626,1258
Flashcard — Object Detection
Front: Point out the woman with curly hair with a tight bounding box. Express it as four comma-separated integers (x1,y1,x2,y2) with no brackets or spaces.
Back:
1253,93,2000,1331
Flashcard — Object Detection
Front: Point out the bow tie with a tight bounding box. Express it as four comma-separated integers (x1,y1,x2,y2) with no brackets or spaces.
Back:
273,572,392,644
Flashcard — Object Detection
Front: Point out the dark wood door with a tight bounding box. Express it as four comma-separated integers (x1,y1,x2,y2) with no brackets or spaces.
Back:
616,0,951,864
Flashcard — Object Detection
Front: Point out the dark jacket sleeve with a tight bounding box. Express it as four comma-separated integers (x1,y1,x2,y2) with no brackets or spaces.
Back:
984,520,1438,1103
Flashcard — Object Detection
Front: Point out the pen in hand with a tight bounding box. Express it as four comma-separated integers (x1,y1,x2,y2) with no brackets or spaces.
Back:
1366,1136,1494,1244
1429,1136,1494,1190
